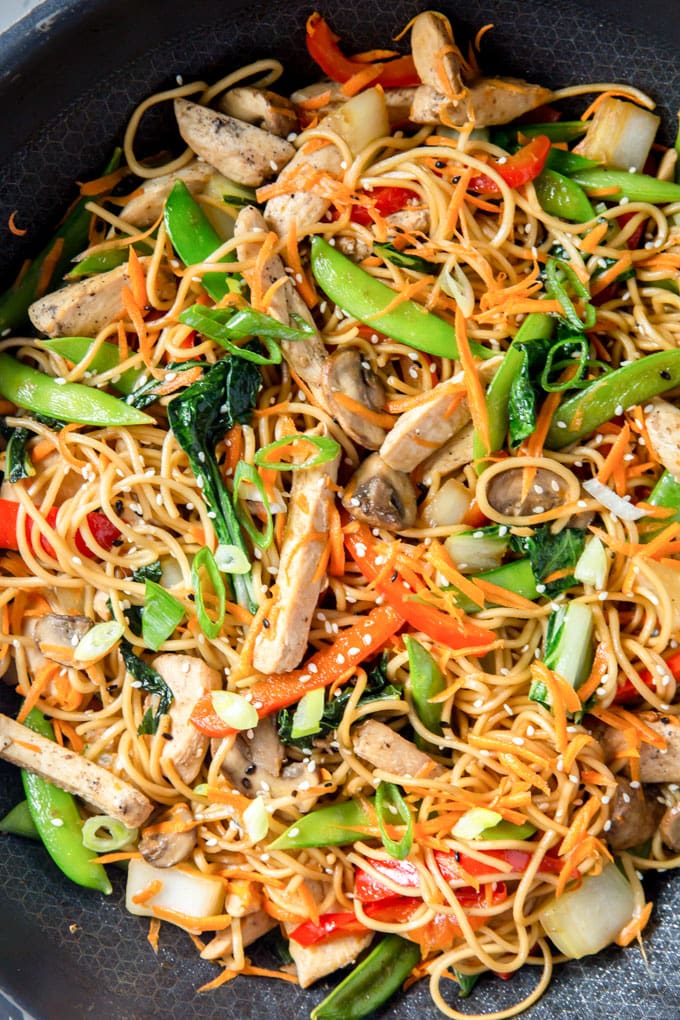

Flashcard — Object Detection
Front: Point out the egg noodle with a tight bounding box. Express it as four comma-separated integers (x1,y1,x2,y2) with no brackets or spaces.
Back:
2,11,680,1019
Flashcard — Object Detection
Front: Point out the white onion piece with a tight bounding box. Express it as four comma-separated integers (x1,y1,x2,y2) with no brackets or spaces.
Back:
579,96,660,172
439,258,475,318
424,478,472,527
125,858,225,925
539,863,635,958
574,535,609,590
582,478,646,521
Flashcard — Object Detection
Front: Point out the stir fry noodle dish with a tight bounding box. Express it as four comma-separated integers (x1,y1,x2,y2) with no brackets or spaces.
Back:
3,10,680,1018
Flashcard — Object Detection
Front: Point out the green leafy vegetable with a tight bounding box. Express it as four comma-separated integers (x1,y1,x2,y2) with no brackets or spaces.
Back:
373,242,436,273
120,640,173,735
452,970,481,999
1,423,34,483
179,303,314,365
232,460,274,551
510,525,585,596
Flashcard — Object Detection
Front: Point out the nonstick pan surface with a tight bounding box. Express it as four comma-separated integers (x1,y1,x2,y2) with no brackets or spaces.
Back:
1,1,680,1017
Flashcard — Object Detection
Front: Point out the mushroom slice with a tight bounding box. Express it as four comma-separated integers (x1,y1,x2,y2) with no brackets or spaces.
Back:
353,719,445,778
174,98,295,187
33,613,93,668
380,379,470,473
660,801,680,851
0,713,152,827
644,398,680,483
218,716,320,806
410,11,466,99
605,777,662,852
321,348,388,449
342,453,417,531
119,160,213,227
28,258,176,338
139,803,197,868
485,466,568,519
218,86,298,137
153,654,221,784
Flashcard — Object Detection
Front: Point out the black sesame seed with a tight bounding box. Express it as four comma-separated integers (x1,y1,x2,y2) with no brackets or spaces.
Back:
661,369,672,380
390,572,398,582
435,160,446,169
262,618,270,629
245,763,257,775
241,777,251,789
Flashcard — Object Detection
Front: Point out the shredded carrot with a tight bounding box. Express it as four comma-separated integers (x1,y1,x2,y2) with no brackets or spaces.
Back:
562,732,595,773
8,211,27,237
132,879,164,906
78,166,128,196
17,661,60,723
580,89,650,122
454,305,490,454
332,392,396,429
57,422,88,469
616,900,653,946
263,898,307,923
427,540,485,608
328,503,345,577
445,167,473,236
497,752,552,796
596,422,630,489
36,236,65,297
127,246,148,308
590,705,667,749
474,578,538,612
91,850,142,865
151,906,232,932
578,642,610,704
197,968,238,993
341,63,382,96
12,738,42,753
579,219,609,253
147,918,161,954
590,252,633,296
153,365,203,397
51,719,85,753
297,89,333,111
30,436,58,463
559,796,602,858
241,964,299,984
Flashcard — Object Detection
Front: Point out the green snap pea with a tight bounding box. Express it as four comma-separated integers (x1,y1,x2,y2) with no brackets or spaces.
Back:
546,350,680,449
164,180,240,301
67,242,152,279
641,470,680,540
21,709,112,894
269,798,373,850
375,781,413,860
570,168,680,204
544,149,599,176
472,312,554,467
310,236,493,360
0,352,153,426
0,798,39,839
39,337,144,395
0,150,122,333
534,169,596,223
451,559,541,613
518,122,588,143
311,934,421,1020
404,635,444,744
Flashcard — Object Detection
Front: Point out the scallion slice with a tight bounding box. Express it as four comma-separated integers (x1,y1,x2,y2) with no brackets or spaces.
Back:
81,814,138,852
253,434,340,471
142,579,185,650
191,547,226,639
375,781,413,860
233,461,274,550
243,796,269,843
74,620,124,663
290,688,325,739
214,543,251,574
211,690,258,730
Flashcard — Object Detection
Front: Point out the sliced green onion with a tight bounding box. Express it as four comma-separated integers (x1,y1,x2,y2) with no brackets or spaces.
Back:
192,783,209,798
74,620,124,662
453,807,502,839
142,579,185,651
290,688,326,739
233,461,274,550
211,690,258,730
540,335,589,392
179,305,283,365
214,543,251,574
191,546,226,639
574,536,609,590
81,814,138,852
545,257,596,332
375,781,413,860
253,434,340,471
243,796,269,843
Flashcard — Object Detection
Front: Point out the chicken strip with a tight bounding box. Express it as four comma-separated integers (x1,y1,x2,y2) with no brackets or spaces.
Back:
644,398,680,482
0,713,152,827
153,654,221,784
353,719,445,778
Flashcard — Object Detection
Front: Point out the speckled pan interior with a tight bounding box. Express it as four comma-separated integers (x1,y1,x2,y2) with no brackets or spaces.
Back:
0,1,679,1017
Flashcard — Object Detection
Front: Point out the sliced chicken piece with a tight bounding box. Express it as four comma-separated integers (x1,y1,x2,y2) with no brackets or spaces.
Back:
174,98,295,187
380,379,469,472
634,559,680,632
594,711,680,783
291,81,416,126
410,78,552,128
288,929,373,988
201,910,278,962
353,719,445,778
153,654,221,784
32,612,93,668
234,204,327,400
264,141,342,241
421,423,474,485
28,258,176,338
410,11,466,99
342,453,417,531
218,86,298,138
644,398,680,483
605,777,662,852
253,444,340,673
119,160,213,227
139,804,196,867
0,713,152,827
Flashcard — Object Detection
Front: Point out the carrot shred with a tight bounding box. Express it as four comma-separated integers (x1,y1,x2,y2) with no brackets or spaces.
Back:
78,166,128,196
8,211,27,237
579,219,609,253
616,900,653,946
91,850,142,864
132,879,164,905
17,662,60,723
147,918,161,954
297,89,332,111
332,392,396,429
197,968,238,993
580,89,649,122
127,246,148,308
454,305,490,455
590,252,633,296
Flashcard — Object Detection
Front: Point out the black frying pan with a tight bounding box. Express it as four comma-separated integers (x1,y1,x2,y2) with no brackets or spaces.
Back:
1,1,680,1017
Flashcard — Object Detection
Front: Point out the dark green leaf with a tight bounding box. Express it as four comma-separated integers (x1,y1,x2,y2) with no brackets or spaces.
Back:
510,525,586,596
452,969,480,999
120,639,173,734
127,361,209,410
5,426,35,483
374,242,436,273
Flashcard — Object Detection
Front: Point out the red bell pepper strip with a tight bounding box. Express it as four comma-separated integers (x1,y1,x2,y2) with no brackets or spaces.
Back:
344,524,498,652
0,497,120,560
289,911,369,947
191,603,403,736
350,187,418,226
613,649,680,704
306,12,420,88
468,135,552,194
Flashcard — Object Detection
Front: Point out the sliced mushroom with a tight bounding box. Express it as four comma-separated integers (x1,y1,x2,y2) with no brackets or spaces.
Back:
321,348,387,449
410,11,466,99
605,777,662,852
153,654,221,784
353,719,445,778
644,398,680,483
342,453,417,531
138,803,197,867
219,716,320,805
660,801,680,851
485,466,568,518
174,98,295,186
28,258,176,338
218,86,298,137
119,160,213,227
33,613,93,668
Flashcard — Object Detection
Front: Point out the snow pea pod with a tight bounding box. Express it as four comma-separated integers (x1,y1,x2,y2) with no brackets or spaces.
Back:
164,180,240,301
640,470,680,540
404,636,444,743
311,934,421,1020
0,798,39,839
0,352,153,426
269,797,374,850
40,337,144,395
0,151,122,333
534,169,596,223
570,168,680,204
310,236,493,360
21,709,112,894
546,350,680,449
